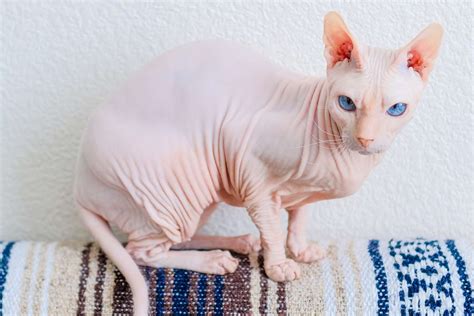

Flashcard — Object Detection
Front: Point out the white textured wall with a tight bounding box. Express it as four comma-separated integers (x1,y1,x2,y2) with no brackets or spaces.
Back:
1,1,472,241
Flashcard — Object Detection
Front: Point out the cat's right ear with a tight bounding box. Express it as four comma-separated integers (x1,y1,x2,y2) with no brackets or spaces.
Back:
323,12,363,70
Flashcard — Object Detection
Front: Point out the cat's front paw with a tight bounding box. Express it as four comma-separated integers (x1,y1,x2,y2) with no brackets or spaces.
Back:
287,239,326,263
265,259,301,282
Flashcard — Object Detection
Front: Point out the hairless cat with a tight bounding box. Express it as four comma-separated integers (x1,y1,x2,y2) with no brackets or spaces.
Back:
74,12,443,315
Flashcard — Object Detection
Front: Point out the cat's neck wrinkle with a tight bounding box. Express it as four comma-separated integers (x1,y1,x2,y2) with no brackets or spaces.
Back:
291,76,326,179
295,77,360,181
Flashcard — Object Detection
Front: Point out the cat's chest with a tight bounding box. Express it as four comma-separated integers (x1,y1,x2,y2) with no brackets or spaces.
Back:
279,156,375,208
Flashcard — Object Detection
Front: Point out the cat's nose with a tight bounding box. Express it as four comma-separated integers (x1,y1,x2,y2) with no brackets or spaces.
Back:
357,137,374,149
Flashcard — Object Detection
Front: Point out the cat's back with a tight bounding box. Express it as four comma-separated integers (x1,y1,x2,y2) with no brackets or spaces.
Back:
103,39,290,119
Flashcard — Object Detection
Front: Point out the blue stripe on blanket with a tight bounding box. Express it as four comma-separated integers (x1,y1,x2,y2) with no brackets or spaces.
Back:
389,239,455,316
368,239,389,315
172,269,190,314
214,275,224,316
156,269,166,315
0,242,15,312
445,240,474,314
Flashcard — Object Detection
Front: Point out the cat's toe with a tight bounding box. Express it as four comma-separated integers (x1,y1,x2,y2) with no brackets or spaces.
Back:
265,259,301,282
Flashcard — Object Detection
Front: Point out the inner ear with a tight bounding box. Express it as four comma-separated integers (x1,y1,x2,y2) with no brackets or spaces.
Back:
407,50,424,74
323,11,363,70
335,41,354,64
397,23,443,81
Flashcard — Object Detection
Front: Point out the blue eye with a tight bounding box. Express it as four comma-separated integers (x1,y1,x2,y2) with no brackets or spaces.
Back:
338,95,356,111
387,103,407,117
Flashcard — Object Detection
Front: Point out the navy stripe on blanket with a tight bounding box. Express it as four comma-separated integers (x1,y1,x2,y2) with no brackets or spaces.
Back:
368,239,389,315
172,269,190,314
214,274,224,316
446,240,474,314
0,242,15,312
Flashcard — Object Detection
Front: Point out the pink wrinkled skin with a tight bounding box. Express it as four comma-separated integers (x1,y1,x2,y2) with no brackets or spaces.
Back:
74,12,443,315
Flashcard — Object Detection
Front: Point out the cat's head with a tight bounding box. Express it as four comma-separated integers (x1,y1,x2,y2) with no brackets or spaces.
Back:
322,12,443,155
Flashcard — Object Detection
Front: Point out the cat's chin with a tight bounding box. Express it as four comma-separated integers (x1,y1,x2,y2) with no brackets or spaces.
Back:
358,150,372,156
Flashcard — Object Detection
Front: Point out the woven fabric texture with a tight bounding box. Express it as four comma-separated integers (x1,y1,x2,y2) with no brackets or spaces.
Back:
0,239,472,315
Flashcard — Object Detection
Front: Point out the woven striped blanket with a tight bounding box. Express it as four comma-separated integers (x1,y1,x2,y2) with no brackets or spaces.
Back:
0,240,472,315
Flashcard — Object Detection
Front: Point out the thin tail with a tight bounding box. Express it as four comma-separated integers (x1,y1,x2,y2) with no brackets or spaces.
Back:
79,207,149,316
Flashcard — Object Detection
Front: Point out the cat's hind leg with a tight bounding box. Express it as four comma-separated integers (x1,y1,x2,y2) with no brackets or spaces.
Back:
172,234,261,254
133,249,240,275
126,230,240,275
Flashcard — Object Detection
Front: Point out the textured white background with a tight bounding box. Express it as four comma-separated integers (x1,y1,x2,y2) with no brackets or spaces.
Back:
1,1,472,241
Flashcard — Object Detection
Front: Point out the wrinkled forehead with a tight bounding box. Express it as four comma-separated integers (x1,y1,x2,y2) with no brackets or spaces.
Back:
362,47,425,107
332,46,425,107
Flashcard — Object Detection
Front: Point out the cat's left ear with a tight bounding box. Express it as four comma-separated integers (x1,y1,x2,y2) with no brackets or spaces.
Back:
397,23,444,82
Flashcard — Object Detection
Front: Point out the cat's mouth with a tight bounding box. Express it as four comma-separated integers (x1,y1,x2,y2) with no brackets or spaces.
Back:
345,138,378,155
358,149,372,155
347,140,382,155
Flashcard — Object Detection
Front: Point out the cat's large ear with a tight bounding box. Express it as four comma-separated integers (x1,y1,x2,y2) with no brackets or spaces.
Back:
323,11,363,70
396,23,444,82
